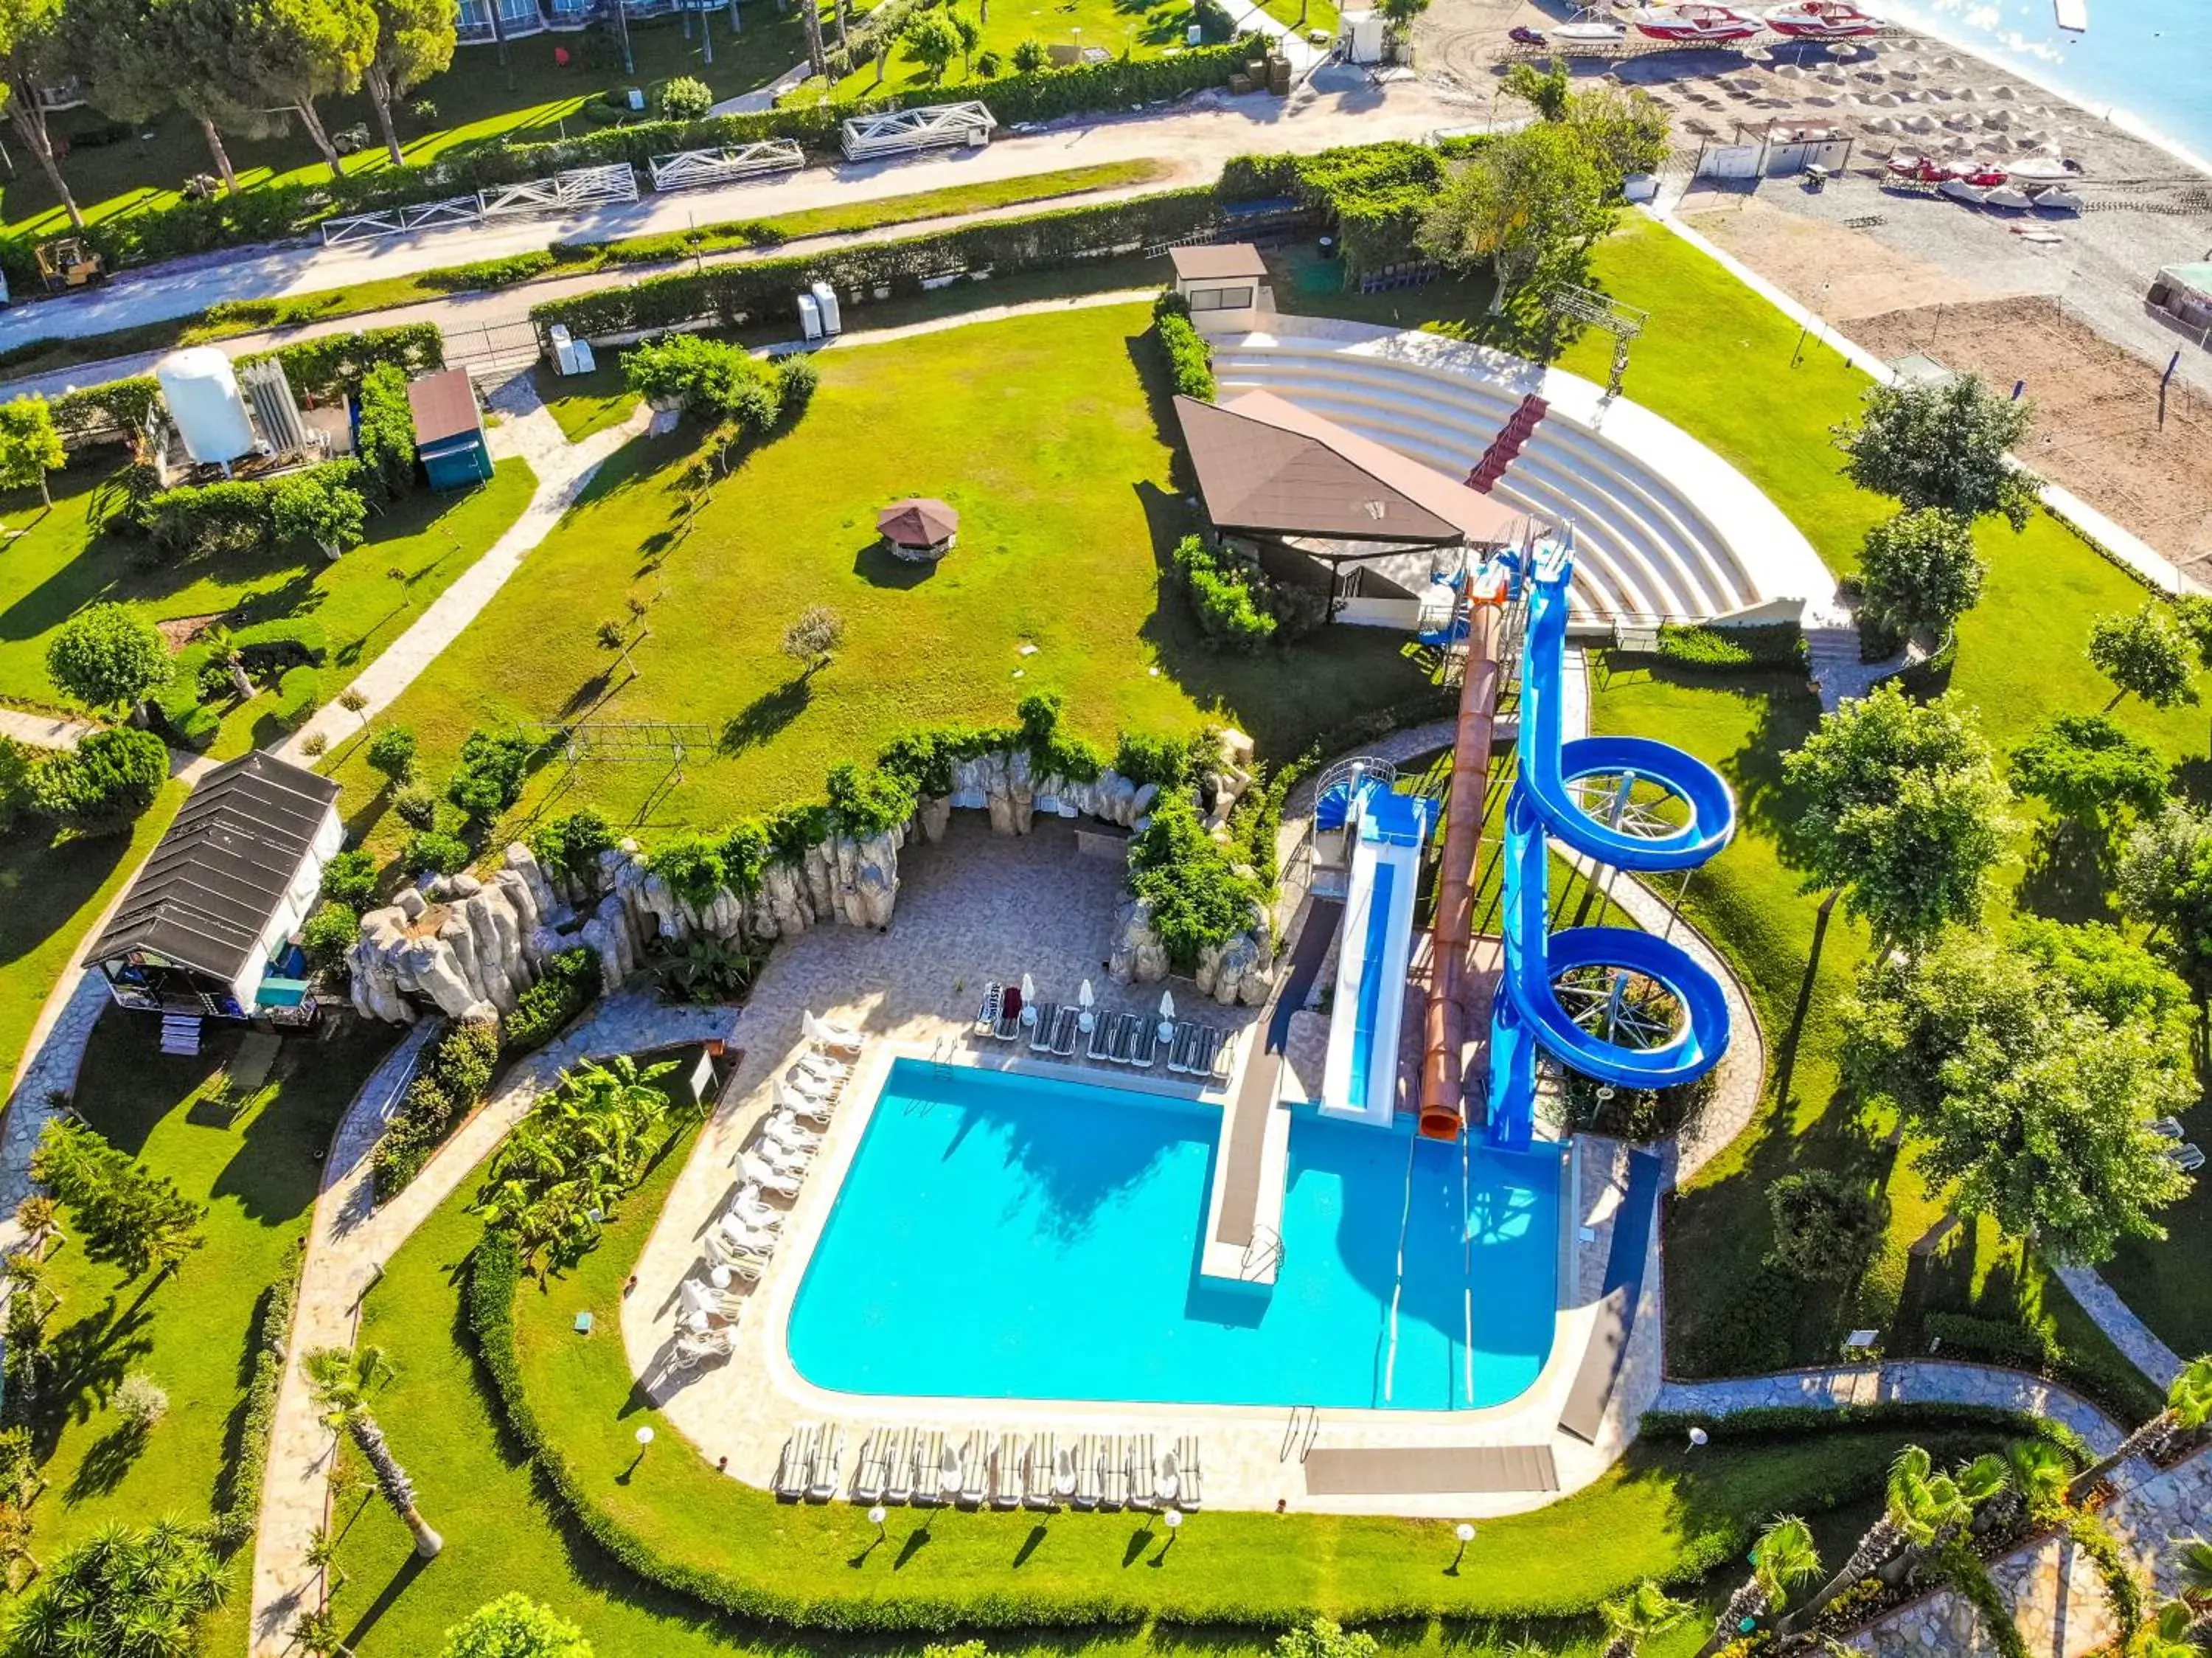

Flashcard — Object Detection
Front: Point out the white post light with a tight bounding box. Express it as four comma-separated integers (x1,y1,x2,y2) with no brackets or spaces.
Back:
869,1504,888,1541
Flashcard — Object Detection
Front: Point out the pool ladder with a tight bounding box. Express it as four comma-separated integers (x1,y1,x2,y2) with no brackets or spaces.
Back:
1240,1224,1285,1280
1281,1406,1321,1463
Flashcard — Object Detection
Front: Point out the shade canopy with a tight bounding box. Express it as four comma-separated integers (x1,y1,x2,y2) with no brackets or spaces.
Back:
877,496,959,546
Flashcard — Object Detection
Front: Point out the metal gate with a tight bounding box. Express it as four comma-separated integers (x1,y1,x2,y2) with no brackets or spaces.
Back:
648,141,804,192
321,194,484,244
442,319,546,377
478,162,639,220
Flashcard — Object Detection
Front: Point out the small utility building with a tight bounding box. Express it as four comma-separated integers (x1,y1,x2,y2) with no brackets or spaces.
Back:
88,752,343,1041
1170,243,1270,333
2149,263,2212,333
408,368,493,490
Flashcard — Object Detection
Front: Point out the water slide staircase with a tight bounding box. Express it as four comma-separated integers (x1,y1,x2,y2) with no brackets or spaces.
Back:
1486,537,1736,1151
1317,763,1437,1127
1464,394,1549,495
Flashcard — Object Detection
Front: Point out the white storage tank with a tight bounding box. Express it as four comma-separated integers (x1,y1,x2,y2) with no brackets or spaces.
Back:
809,280,841,335
155,347,256,468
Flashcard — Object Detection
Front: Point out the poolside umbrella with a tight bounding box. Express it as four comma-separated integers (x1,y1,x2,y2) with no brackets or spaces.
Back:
1020,972,1038,1025
1078,978,1096,1032
1158,989,1177,1041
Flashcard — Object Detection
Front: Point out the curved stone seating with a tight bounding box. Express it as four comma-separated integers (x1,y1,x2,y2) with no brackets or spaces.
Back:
1208,317,1835,625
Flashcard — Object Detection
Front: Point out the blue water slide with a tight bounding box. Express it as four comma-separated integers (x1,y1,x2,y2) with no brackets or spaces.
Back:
1486,541,1736,1151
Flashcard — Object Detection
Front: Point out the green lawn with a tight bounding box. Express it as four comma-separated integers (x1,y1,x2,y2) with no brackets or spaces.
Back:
329,1111,2015,1657
12,1014,396,1650
1563,220,2204,1407
324,302,1429,850
536,360,641,445
0,460,533,718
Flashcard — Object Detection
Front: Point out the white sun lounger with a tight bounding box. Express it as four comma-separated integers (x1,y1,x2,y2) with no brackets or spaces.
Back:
975,982,1003,1036
726,1190,786,1232
1087,1012,1116,1062
991,1432,1024,1508
1096,1435,1125,1510
1124,1435,1157,1510
805,1010,865,1052
1176,1435,1204,1510
926,1433,961,1507
774,1079,835,1123
883,1428,917,1505
1154,1445,1183,1506
766,1111,824,1153
1071,1434,1102,1510
807,1423,845,1501
776,1425,817,1499
1028,1002,1060,1053
958,1431,990,1506
853,1429,892,1504
740,1153,804,1197
2175,1143,2207,1173
703,1229,768,1277
792,1052,847,1090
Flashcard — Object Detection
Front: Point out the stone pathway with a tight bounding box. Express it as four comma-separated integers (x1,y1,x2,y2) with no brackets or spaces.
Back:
0,705,94,752
273,382,651,764
2053,1263,2186,1390
1654,1359,2123,1455
247,990,736,1657
0,972,107,1227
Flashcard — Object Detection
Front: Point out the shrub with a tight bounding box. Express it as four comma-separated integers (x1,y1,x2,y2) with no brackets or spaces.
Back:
826,762,918,840
777,353,820,417
1173,534,1275,651
647,832,727,910
1764,1169,1882,1283
421,250,558,292
658,74,714,120
624,333,783,430
271,666,319,731
112,1371,167,1428
1154,297,1215,400
46,602,170,710
1653,622,1806,672
321,848,378,907
239,323,445,403
372,1020,501,1202
1130,788,1262,970
975,48,1003,76
355,363,419,500
270,467,367,558
447,728,536,823
529,810,616,885
401,828,471,875
365,724,419,787
300,903,359,971
31,727,169,832
0,736,32,836
441,1593,595,1658
1115,729,1206,789
229,617,328,673
210,1241,302,1541
393,785,439,830
139,479,274,560
504,948,602,1055
1011,34,1048,71
782,604,845,672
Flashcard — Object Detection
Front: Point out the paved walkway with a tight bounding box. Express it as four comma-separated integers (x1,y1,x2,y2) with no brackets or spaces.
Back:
0,706,95,751
2053,1263,2187,1390
247,991,736,1657
272,381,649,763
0,73,1472,360
1653,1359,2124,1455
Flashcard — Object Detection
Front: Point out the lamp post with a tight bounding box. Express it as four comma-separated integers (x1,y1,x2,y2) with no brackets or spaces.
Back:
1161,1507,1183,1557
869,1504,888,1544
1452,1522,1475,1572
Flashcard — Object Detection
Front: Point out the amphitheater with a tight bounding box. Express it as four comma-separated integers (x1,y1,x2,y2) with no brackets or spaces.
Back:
1209,315,1838,627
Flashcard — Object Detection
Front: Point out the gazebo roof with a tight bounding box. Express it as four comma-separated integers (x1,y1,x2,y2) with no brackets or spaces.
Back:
878,497,959,545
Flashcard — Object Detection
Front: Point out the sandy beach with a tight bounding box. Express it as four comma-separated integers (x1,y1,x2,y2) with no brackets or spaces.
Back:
1414,0,2212,571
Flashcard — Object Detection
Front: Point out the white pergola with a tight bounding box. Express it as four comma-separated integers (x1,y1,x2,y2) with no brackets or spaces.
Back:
839,102,995,162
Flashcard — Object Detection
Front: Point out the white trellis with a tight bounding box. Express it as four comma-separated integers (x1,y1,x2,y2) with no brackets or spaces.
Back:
839,102,995,162
320,194,485,245
477,162,639,221
648,141,805,192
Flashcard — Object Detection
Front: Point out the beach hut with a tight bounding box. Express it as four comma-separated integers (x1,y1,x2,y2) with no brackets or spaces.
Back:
407,368,493,490
878,497,959,562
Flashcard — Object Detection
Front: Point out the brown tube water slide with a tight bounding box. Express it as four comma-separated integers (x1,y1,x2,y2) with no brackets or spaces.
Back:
1419,598,1504,1142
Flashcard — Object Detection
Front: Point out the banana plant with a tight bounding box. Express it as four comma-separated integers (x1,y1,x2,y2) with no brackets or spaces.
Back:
2129,1598,2201,1658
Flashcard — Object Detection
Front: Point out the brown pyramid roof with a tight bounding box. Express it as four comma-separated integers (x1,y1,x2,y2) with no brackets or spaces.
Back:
1173,392,1528,547
877,497,959,545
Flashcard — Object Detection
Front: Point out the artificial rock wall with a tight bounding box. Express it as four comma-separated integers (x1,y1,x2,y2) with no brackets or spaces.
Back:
349,735,1270,1023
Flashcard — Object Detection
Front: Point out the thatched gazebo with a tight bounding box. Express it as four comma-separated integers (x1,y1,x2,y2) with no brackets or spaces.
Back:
877,497,959,563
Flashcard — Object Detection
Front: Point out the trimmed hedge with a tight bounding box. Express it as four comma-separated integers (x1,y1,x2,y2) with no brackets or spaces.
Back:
1153,297,1214,401
371,1020,500,1201
230,617,328,673
422,252,560,293
1652,621,1806,673
532,189,1220,340
1219,142,1459,274
1920,1313,2163,1426
207,1238,303,1550
502,947,602,1056
466,1223,1147,1632
1641,1402,2093,1466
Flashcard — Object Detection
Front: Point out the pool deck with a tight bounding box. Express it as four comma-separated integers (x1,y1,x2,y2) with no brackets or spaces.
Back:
621,815,1661,1519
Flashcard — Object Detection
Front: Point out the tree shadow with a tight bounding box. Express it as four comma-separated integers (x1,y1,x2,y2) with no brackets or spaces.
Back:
341,1552,430,1651
2014,816,2115,925
63,1421,147,1503
718,677,811,757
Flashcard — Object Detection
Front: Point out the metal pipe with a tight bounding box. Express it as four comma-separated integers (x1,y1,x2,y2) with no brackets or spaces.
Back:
1419,597,1503,1141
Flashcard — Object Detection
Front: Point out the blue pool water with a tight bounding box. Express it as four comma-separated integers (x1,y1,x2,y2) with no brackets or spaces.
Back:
1865,0,2212,170
787,1061,1562,1412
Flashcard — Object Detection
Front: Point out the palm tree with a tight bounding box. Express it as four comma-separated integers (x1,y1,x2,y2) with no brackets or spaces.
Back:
304,1346,442,1559
1699,1515,1820,1654
1983,1438,2070,1536
1598,1580,1692,1658
2175,1533,2212,1600
1783,1445,1941,1631
2068,1356,2212,1504
2130,1598,2201,1658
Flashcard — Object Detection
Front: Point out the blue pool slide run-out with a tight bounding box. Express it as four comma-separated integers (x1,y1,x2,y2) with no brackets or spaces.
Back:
1487,540,1736,1150
1321,784,1436,1125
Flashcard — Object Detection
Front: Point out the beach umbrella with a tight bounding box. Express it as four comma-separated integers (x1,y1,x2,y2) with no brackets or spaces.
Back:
1158,989,1177,1041
1078,978,1096,1032
1079,979,1094,1009
1020,971,1038,1024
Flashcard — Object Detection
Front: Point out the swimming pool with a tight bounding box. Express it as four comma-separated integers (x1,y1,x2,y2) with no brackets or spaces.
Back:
786,1061,1562,1412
